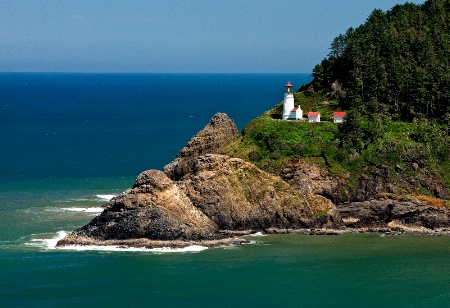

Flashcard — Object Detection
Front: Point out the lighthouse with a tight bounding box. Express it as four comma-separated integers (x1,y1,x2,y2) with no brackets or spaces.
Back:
282,82,302,120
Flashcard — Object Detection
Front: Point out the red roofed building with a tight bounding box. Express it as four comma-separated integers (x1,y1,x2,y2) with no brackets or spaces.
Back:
288,106,302,120
333,112,346,123
308,112,320,122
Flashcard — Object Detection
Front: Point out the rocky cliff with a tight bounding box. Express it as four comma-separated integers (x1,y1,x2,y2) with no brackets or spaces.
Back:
279,159,450,230
59,170,219,243
57,112,450,249
178,154,338,231
339,195,450,231
57,113,339,249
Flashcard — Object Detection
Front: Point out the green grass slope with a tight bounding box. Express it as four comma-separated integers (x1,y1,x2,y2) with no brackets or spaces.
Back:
223,100,450,201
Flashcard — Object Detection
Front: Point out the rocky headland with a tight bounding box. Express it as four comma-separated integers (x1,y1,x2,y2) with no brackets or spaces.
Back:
57,113,450,249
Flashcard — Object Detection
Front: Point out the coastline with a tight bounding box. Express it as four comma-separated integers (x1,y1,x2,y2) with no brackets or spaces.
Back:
56,224,450,251
56,235,250,249
55,112,450,249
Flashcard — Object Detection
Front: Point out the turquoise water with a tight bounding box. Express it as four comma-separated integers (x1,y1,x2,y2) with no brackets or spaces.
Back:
2,233,450,307
1,73,450,307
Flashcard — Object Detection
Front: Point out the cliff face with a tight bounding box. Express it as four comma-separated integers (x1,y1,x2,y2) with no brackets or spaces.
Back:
280,159,339,198
279,160,449,205
60,170,220,244
340,197,450,230
279,160,450,230
350,164,450,202
179,154,338,231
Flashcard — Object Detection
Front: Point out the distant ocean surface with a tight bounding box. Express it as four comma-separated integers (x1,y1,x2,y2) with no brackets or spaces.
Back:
1,73,450,307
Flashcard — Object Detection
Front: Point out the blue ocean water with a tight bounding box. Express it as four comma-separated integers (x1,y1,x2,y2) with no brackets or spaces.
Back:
1,73,309,181
1,73,450,307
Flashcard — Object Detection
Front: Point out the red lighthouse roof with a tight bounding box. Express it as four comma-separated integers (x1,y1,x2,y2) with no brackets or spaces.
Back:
285,81,293,87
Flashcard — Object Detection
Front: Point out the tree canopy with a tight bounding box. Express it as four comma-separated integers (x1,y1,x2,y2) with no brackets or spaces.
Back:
303,0,450,123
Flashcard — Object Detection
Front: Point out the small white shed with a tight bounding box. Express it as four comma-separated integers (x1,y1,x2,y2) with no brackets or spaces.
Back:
288,106,303,120
308,112,320,122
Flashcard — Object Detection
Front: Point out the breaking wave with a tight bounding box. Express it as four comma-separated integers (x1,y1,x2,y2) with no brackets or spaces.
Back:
27,231,208,253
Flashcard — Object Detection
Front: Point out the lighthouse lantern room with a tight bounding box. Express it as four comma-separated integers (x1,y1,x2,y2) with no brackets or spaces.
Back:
282,82,302,120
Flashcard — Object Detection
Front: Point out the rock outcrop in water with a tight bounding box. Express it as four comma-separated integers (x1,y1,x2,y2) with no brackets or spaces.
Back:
61,170,219,242
57,113,339,248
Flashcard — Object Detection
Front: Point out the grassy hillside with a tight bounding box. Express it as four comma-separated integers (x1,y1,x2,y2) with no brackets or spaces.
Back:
223,101,450,199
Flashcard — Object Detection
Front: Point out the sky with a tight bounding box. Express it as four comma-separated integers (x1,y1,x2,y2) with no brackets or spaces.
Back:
0,0,425,73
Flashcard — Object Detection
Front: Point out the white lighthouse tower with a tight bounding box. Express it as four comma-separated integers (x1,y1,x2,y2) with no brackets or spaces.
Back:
282,81,302,120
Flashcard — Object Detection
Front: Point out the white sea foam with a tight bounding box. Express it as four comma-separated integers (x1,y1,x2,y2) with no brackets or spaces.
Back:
27,231,68,250
96,194,115,201
61,207,104,213
57,244,151,252
149,245,208,252
57,244,208,253
53,194,115,203
28,231,208,252
248,232,265,236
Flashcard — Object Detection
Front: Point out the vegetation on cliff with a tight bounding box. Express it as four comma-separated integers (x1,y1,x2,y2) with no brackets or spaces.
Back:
223,1,450,202
224,111,450,201
304,0,450,124
58,114,340,248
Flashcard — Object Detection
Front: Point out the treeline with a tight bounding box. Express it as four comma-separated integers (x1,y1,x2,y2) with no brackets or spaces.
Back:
303,0,450,123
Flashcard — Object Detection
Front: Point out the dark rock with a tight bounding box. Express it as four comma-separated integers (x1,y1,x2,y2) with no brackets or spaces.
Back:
61,170,220,243
339,199,450,229
344,165,449,202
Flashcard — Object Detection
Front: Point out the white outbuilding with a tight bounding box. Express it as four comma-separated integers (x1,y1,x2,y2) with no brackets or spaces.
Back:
308,112,321,122
282,82,303,120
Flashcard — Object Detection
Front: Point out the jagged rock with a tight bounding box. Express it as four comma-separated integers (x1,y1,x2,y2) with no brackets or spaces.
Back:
179,154,340,230
164,113,240,181
58,170,219,244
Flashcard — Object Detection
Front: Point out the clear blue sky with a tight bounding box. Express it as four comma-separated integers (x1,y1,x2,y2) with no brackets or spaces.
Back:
0,0,424,73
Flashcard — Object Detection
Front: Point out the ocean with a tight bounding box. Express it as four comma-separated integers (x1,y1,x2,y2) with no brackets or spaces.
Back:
1,73,450,307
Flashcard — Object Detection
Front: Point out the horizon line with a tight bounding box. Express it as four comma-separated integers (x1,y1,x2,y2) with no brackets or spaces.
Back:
0,71,312,75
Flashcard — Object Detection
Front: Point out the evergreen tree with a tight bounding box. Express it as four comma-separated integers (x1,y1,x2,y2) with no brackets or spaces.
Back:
305,0,450,123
